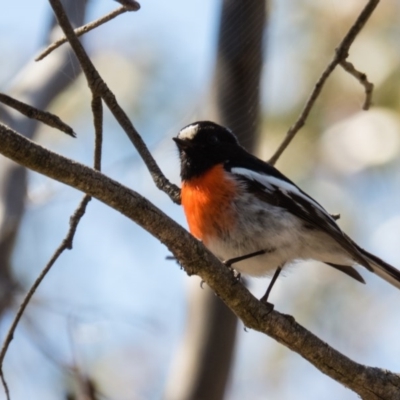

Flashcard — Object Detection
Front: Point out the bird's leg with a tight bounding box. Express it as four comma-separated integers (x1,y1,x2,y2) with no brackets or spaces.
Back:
260,266,282,304
223,249,265,283
223,249,267,267
223,249,271,284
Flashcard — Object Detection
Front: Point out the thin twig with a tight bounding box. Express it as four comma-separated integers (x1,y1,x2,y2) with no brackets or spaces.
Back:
48,0,181,204
0,373,9,400
0,98,103,397
72,373,99,400
340,59,374,110
0,76,104,400
91,95,103,171
114,0,140,8
0,195,91,400
269,0,379,165
35,4,139,61
0,93,75,137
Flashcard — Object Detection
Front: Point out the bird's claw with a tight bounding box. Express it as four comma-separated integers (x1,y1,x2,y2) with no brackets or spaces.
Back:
259,295,275,312
223,260,241,283
233,271,241,284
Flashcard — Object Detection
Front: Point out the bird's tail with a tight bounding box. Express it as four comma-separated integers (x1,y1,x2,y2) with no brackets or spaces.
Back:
355,244,400,290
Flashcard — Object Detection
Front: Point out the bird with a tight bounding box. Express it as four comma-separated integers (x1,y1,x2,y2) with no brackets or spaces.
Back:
173,120,400,303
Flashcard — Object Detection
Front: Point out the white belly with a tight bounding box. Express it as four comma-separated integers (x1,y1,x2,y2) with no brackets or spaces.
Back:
204,193,352,277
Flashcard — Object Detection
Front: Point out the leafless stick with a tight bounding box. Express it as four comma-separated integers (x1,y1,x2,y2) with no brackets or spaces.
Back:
72,373,99,400
91,95,103,171
0,93,75,137
35,4,139,61
0,96,104,397
0,195,91,400
0,373,9,400
114,0,140,7
269,0,379,165
340,59,374,110
48,0,181,204
0,86,104,400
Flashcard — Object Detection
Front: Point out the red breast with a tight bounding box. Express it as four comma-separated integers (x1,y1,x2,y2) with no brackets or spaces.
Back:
181,164,237,244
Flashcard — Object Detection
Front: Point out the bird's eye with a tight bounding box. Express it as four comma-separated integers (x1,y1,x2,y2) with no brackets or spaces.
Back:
207,135,219,145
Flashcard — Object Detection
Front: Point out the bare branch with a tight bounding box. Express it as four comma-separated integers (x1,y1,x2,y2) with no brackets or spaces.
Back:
0,2,90,398
0,96,103,397
1,124,400,399
70,369,99,400
0,0,87,329
114,0,140,8
48,0,181,204
0,75,105,400
340,59,374,110
269,0,379,165
0,195,91,400
91,95,103,171
0,93,75,137
35,4,140,62
0,373,9,400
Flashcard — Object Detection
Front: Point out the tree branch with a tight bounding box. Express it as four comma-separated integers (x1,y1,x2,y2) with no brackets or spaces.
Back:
0,48,105,400
340,59,374,110
268,0,379,165
0,195,91,400
47,0,181,204
0,95,104,399
0,93,75,137
91,95,103,171
0,14,103,394
0,124,399,399
0,0,88,345
35,4,140,61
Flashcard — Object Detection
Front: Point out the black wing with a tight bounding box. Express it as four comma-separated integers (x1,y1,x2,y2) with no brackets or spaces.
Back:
228,164,373,272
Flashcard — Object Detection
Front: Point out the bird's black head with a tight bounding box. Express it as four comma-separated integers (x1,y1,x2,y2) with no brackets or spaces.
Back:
173,121,241,181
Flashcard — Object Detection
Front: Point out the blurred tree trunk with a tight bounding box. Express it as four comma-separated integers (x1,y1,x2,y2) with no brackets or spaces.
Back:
214,0,265,149
0,0,87,312
165,1,266,399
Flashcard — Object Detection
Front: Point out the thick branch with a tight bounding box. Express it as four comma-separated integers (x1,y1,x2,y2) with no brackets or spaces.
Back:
0,125,399,399
269,0,379,165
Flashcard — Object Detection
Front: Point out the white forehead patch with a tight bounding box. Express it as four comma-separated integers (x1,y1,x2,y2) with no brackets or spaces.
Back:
178,124,199,140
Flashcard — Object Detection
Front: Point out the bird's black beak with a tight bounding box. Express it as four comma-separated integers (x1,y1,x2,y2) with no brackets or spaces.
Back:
173,137,193,150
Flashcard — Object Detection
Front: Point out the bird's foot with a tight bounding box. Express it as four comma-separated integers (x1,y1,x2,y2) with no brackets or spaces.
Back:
223,249,268,267
222,260,242,284
259,296,275,313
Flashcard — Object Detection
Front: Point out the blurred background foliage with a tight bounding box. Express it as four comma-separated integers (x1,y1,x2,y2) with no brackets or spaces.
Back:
1,0,400,399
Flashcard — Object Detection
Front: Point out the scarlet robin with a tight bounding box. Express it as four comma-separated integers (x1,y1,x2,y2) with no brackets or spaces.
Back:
174,121,400,302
